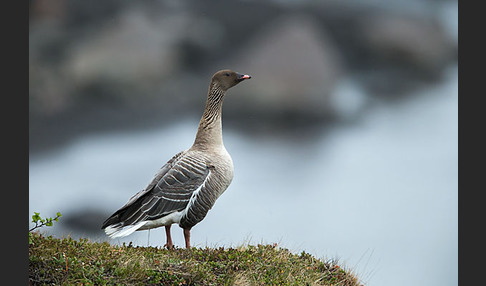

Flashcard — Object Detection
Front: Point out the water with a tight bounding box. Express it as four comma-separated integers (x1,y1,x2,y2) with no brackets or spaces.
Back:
29,67,457,286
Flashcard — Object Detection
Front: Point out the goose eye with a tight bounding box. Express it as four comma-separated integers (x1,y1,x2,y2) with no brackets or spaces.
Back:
225,72,230,76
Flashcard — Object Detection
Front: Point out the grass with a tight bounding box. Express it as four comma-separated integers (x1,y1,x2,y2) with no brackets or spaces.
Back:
29,232,364,285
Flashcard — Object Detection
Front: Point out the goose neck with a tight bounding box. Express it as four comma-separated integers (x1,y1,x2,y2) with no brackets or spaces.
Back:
193,84,226,148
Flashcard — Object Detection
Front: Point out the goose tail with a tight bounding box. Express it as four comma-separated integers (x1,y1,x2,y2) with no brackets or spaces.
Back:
103,221,148,238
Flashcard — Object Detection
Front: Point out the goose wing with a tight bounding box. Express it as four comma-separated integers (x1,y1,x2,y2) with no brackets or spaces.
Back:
102,151,210,231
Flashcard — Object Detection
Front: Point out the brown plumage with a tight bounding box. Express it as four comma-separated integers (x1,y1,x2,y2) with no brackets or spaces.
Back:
102,69,251,248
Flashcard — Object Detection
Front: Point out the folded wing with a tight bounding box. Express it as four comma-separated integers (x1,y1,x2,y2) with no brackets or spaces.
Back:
101,151,210,237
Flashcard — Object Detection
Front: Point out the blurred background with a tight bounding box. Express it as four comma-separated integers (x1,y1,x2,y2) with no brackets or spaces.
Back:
29,0,457,285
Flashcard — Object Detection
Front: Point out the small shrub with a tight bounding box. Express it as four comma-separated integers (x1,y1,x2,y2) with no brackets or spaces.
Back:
29,211,62,244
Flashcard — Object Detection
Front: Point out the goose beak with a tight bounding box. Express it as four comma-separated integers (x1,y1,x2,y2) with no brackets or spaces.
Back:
236,73,252,81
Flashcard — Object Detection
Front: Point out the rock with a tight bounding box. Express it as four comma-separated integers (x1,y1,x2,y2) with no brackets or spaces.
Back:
65,7,181,87
222,14,344,124
307,2,457,96
62,208,109,234
358,12,456,74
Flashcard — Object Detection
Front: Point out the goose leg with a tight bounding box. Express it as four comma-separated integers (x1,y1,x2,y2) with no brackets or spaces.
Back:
183,228,191,249
164,225,174,249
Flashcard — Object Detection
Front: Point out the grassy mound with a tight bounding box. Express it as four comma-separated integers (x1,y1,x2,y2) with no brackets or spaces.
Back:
29,232,363,285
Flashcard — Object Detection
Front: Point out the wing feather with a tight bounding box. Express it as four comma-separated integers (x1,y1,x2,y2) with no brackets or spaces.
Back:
101,151,210,233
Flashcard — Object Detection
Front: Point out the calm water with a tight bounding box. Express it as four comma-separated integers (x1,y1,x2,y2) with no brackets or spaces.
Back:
29,66,457,286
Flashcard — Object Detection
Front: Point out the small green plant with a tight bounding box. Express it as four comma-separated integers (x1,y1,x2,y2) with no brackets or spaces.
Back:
29,212,62,244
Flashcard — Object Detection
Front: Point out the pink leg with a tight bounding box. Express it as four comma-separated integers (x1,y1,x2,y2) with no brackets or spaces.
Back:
164,225,174,249
183,228,191,249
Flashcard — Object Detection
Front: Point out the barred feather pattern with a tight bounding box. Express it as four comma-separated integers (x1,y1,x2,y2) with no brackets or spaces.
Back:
101,152,213,234
179,166,218,229
201,83,225,129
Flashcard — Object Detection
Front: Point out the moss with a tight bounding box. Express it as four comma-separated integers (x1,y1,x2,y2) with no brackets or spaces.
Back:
29,232,363,286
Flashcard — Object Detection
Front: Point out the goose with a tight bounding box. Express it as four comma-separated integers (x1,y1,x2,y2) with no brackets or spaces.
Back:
101,69,251,249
